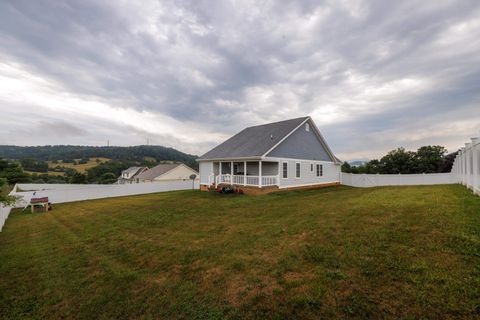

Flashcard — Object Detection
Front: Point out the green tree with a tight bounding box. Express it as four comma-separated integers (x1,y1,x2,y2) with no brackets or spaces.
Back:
69,172,87,184
86,160,128,183
439,151,458,173
20,158,48,172
98,172,117,184
0,160,31,184
341,162,352,173
415,145,447,173
0,177,17,205
380,148,416,174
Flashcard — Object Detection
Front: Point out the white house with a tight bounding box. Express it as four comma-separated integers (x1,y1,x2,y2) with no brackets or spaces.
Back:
118,166,148,184
134,163,198,183
197,116,342,193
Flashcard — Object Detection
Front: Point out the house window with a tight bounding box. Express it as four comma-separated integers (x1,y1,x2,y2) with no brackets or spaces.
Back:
305,123,310,132
310,163,313,172
316,164,323,177
282,162,288,178
296,163,301,178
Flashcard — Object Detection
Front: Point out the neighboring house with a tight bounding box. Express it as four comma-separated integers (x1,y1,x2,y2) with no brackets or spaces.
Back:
197,116,342,193
134,163,198,183
118,166,148,184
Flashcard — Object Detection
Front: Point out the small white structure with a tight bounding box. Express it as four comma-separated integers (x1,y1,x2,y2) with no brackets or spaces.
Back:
198,116,341,192
118,166,148,184
135,163,198,183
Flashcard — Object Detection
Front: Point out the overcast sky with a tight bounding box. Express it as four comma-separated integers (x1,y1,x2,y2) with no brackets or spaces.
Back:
0,0,479,160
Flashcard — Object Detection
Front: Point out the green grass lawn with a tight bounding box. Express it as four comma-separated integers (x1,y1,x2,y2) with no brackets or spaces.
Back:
0,185,479,319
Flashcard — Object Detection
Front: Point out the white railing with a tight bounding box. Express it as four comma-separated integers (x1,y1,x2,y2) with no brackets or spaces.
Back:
216,174,278,187
246,175,259,186
452,136,479,195
262,175,278,186
232,175,244,185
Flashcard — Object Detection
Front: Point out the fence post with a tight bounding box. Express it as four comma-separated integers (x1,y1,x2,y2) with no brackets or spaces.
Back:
472,137,479,194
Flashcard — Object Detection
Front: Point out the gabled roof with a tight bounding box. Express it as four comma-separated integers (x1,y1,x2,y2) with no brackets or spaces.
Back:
198,117,309,160
121,166,146,175
119,166,147,180
135,163,181,180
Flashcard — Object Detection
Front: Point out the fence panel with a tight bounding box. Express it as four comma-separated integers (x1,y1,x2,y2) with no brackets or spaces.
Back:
340,173,456,188
0,205,12,232
10,180,199,207
451,137,479,195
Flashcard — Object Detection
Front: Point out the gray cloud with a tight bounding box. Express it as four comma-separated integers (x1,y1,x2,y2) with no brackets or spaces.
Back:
0,0,479,159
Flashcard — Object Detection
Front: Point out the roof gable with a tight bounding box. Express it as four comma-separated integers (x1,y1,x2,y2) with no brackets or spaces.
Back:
266,119,332,161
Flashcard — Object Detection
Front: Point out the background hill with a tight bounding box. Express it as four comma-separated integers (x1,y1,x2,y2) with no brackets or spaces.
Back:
0,145,197,167
0,145,198,184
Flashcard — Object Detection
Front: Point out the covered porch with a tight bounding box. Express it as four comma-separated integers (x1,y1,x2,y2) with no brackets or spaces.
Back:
212,160,279,187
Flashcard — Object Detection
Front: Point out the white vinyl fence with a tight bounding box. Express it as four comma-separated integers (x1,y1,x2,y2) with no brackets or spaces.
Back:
340,172,456,188
0,180,199,231
12,180,199,206
340,135,479,195
0,205,12,232
451,137,480,195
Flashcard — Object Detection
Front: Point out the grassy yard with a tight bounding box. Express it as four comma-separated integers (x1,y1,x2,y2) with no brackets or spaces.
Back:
0,185,479,319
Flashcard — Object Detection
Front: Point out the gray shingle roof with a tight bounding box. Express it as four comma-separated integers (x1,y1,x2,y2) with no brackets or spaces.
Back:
135,163,181,180
199,117,309,160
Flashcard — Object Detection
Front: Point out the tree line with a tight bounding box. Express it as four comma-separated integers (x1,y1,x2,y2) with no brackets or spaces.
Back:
0,145,197,168
0,158,184,185
342,145,457,174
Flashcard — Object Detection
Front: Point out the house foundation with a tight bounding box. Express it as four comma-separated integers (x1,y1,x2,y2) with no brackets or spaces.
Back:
200,181,340,195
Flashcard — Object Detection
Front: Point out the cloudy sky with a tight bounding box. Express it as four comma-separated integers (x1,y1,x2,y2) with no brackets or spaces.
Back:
0,0,479,160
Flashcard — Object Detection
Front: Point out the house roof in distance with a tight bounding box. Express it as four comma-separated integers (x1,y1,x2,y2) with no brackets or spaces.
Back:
121,166,146,176
135,163,182,180
199,117,309,160
119,167,147,180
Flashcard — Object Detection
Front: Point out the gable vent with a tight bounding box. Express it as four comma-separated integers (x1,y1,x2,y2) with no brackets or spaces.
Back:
305,123,310,132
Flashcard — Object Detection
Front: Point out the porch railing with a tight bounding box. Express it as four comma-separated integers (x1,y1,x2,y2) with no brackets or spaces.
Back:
216,174,278,187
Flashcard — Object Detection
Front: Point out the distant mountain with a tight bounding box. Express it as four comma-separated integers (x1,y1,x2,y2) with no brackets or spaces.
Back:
347,159,369,167
0,145,198,168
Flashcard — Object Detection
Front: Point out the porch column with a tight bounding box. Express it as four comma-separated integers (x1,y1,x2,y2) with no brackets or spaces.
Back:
466,143,471,186
259,160,262,188
231,161,234,184
277,161,281,188
219,162,222,185
244,161,247,186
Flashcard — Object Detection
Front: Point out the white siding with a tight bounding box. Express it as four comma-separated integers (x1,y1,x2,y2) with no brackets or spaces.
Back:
278,159,340,188
154,165,198,181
